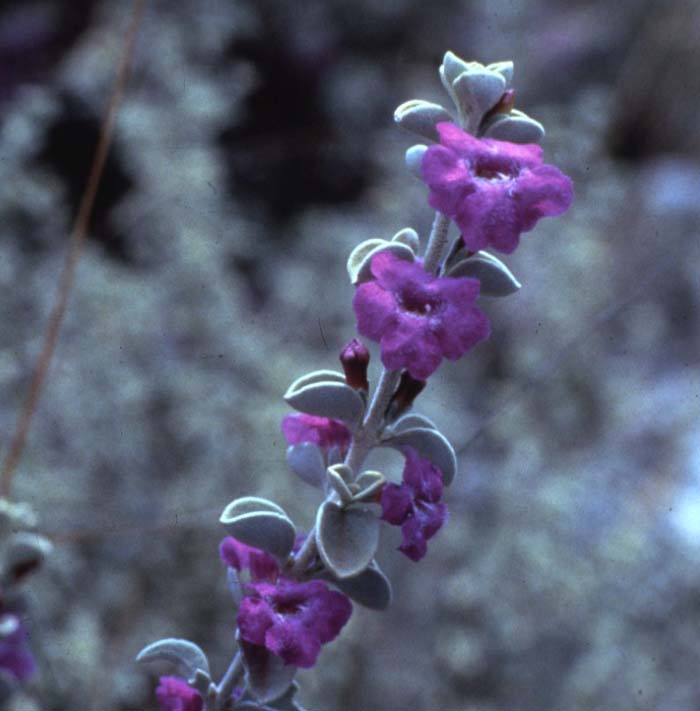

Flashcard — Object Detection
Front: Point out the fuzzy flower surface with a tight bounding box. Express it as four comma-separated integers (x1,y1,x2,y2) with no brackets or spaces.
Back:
0,613,35,683
281,414,352,457
353,251,490,379
155,676,203,711
380,448,447,561
219,536,280,582
220,537,352,669
238,578,352,668
422,121,573,254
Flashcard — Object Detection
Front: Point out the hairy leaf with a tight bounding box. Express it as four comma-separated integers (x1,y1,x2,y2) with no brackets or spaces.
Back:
284,381,365,429
381,427,457,486
316,502,379,579
324,561,392,610
136,638,210,685
286,443,326,488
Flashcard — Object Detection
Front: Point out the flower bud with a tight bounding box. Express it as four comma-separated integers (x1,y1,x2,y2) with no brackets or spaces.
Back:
387,371,426,419
339,339,370,391
487,88,516,117
405,144,428,179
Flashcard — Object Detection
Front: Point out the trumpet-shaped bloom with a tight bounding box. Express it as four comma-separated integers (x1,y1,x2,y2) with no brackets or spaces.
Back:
219,536,280,583
237,578,352,668
155,677,203,711
353,252,489,379
220,537,352,669
380,448,447,561
281,414,352,456
422,122,573,254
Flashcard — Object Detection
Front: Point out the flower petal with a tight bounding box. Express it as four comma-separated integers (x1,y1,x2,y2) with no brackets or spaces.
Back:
380,482,414,524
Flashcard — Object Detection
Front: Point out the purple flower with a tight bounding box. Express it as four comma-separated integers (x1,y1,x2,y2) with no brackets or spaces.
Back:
237,578,352,668
155,676,203,711
421,122,573,254
219,536,280,582
220,536,352,668
0,613,35,683
281,414,352,457
380,448,448,561
352,252,490,379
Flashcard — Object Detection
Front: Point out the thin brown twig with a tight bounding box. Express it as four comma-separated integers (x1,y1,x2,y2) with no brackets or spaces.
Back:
0,0,148,498
44,506,221,545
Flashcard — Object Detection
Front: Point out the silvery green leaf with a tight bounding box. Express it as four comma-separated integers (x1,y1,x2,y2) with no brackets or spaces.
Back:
350,241,415,285
405,144,428,179
286,443,326,488
326,466,354,506
346,238,387,283
439,65,459,108
284,380,365,429
452,69,506,124
316,502,380,579
393,99,453,141
285,369,346,395
136,638,210,685
483,112,544,143
266,681,303,711
441,51,476,85
487,60,514,88
329,463,353,483
445,254,521,296
355,470,384,490
220,508,296,561
2,532,53,582
381,427,457,486
243,642,297,704
221,496,288,518
391,227,420,253
389,413,438,433
352,470,385,503
324,561,392,610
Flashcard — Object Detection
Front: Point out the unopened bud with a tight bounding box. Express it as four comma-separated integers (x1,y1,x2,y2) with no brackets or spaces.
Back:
340,339,370,391
490,89,516,116
387,371,426,419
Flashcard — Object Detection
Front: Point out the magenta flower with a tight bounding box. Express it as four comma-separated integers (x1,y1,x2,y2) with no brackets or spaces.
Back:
237,578,352,668
155,676,203,711
281,414,352,457
219,536,280,583
0,613,35,683
422,121,573,254
353,252,490,379
220,536,352,669
380,448,447,561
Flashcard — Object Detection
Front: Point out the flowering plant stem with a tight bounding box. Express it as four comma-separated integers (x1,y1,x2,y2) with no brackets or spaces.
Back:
138,51,574,711
289,213,451,579
289,368,401,578
422,212,451,274
213,652,243,710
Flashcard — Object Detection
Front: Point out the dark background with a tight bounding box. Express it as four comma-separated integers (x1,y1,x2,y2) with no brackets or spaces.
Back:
1,0,699,709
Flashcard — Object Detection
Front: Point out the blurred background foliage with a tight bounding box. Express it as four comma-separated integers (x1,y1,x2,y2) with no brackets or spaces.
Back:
0,0,699,709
